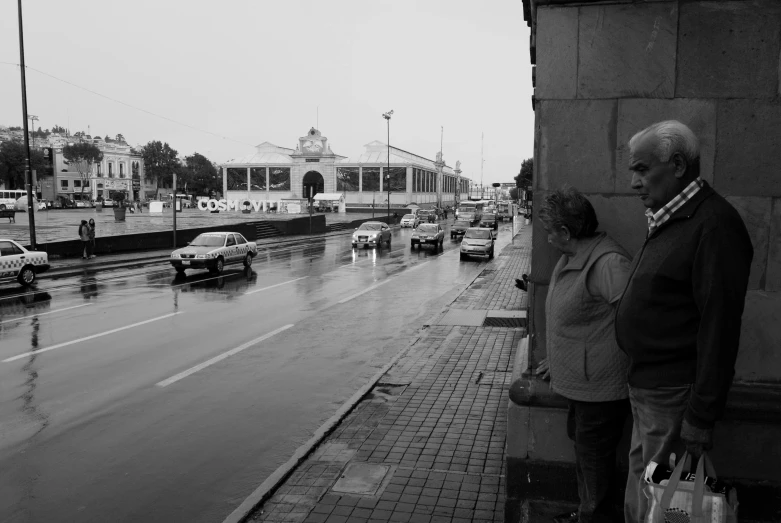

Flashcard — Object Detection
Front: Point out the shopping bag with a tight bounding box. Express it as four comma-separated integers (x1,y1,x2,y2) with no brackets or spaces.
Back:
644,451,738,523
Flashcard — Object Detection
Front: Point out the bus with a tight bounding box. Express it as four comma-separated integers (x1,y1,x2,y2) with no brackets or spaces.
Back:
496,201,518,222
455,200,485,220
0,189,27,210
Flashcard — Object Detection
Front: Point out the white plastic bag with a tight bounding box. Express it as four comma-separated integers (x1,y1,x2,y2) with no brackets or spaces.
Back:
644,452,738,523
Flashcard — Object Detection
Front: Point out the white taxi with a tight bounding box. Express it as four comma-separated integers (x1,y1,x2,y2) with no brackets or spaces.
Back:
170,232,257,275
0,239,50,286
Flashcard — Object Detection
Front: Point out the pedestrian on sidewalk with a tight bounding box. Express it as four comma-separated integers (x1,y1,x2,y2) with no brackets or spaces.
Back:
88,218,97,259
616,121,753,523
536,186,632,523
78,220,90,259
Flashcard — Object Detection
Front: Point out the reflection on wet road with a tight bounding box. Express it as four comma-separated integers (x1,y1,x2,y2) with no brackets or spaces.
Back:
0,223,512,523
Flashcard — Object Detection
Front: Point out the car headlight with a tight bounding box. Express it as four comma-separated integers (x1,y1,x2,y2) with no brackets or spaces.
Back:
196,254,211,259
171,253,180,258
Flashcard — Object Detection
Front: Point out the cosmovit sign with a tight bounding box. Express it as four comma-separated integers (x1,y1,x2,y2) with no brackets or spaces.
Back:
198,199,265,212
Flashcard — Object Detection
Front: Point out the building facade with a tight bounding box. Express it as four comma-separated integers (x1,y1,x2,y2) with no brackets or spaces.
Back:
220,128,470,209
46,135,147,202
507,1,781,520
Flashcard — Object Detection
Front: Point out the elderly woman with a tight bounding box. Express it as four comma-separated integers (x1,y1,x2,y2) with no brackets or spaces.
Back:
536,186,632,523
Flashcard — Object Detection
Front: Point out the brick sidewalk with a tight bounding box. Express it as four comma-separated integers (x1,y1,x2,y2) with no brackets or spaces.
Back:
246,225,533,523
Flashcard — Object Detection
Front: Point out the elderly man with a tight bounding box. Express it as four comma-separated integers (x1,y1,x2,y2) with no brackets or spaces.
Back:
615,120,753,523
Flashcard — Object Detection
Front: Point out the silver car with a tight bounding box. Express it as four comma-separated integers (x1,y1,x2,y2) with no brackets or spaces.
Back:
460,227,496,260
411,223,445,250
352,221,392,249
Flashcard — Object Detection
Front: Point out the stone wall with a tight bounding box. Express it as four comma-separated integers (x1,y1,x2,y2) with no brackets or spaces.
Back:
508,1,781,520
530,0,781,383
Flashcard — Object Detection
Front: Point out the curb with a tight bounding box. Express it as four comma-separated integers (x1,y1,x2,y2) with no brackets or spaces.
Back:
222,226,520,523
221,334,422,523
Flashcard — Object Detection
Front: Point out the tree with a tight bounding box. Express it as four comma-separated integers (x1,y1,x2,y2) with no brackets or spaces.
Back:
181,152,220,195
141,141,179,197
52,125,66,134
509,187,519,200
515,158,533,189
115,133,125,143
0,140,47,189
63,142,104,200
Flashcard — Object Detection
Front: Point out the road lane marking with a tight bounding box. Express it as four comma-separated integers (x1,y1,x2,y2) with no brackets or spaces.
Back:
155,324,294,387
0,303,93,325
337,261,431,304
170,273,242,287
243,277,307,295
2,312,183,363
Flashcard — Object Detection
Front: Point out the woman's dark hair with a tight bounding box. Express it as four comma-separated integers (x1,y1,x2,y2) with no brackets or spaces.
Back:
537,186,599,239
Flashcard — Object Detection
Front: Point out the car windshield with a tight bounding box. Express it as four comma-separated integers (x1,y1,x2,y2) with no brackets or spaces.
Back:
454,221,470,227
190,235,225,247
418,225,437,232
402,214,414,219
483,214,496,219
358,223,382,231
465,230,491,239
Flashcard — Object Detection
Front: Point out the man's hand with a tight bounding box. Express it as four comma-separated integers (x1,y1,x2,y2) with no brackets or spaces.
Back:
680,418,713,459
536,358,550,381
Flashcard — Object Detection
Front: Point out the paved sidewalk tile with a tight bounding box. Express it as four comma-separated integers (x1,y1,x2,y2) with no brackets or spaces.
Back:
247,226,532,523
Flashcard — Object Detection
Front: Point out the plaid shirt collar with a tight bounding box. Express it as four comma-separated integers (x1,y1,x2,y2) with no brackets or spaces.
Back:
645,177,704,234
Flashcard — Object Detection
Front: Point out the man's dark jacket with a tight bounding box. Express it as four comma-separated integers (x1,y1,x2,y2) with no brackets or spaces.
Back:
615,181,753,429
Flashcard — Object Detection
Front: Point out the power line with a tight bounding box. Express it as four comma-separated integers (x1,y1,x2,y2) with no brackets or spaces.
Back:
0,61,254,148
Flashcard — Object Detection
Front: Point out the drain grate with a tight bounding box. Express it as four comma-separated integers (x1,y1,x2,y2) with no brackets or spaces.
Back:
482,316,527,328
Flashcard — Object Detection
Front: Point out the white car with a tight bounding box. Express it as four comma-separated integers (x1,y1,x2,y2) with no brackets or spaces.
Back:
0,239,50,286
170,232,257,275
460,227,496,260
399,214,420,228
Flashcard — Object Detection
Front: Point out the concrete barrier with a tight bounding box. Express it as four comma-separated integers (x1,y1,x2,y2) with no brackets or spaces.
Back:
30,215,327,258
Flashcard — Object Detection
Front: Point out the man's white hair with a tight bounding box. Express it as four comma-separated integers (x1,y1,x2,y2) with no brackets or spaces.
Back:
629,120,700,164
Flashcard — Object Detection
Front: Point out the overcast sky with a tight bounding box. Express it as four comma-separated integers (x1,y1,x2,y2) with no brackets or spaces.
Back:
0,0,533,185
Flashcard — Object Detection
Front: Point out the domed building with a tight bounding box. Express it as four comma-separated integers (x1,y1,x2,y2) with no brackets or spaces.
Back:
220,127,469,210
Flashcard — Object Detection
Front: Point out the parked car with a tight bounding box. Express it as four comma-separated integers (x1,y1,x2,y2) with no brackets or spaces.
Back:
170,232,257,275
411,223,444,250
451,219,471,239
0,238,50,286
102,198,114,208
400,214,420,228
479,212,499,230
352,221,392,249
460,227,496,260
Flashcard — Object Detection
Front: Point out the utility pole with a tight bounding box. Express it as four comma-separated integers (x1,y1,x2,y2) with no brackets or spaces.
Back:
383,110,393,224
172,171,177,248
438,126,443,209
17,0,36,249
480,132,484,201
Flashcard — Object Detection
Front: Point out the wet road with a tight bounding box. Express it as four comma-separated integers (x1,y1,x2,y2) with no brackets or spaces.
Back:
0,223,513,523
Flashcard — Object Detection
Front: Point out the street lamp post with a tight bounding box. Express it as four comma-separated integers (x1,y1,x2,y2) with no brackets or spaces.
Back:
16,0,36,249
382,110,393,224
